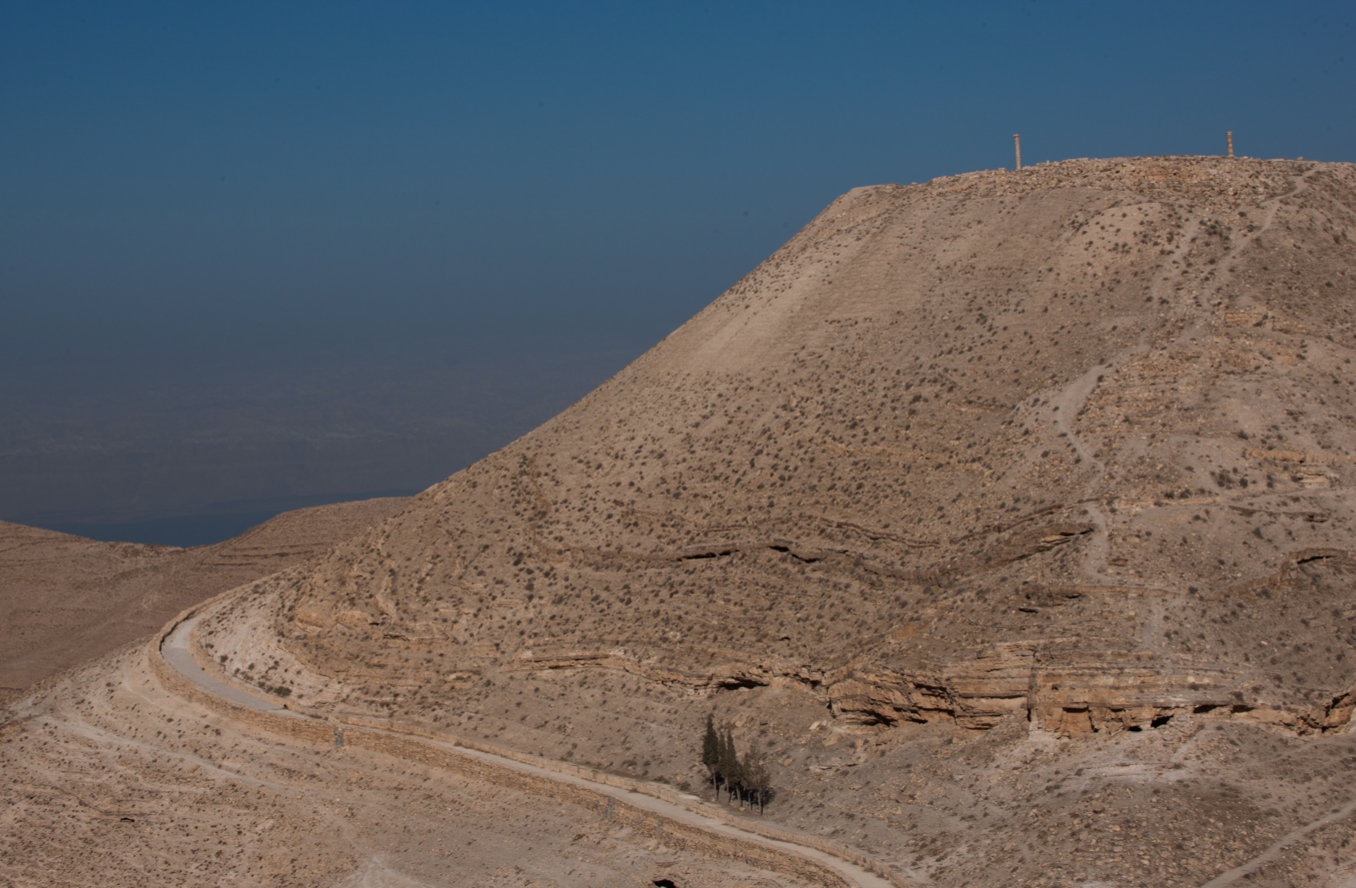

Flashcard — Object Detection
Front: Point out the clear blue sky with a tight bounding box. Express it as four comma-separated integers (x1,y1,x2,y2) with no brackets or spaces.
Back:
1,1,1353,542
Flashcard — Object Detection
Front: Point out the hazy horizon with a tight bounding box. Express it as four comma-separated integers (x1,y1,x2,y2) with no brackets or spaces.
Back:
3,2,1353,546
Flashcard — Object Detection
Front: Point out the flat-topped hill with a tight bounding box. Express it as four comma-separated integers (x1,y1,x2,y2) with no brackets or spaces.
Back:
208,156,1356,737
181,155,1356,884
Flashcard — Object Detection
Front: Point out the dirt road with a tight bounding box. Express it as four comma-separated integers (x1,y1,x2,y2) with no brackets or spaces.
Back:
161,609,903,888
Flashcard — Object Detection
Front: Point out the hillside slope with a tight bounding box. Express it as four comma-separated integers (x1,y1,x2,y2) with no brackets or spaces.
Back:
186,155,1356,885
212,157,1356,732
0,496,408,702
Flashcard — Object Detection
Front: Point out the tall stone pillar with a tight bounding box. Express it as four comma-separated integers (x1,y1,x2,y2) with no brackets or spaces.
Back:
1227,131,1234,158
1014,134,1022,171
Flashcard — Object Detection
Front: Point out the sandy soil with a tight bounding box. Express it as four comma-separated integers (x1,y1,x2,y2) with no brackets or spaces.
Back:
0,496,409,704
160,608,893,887
1,645,814,888
197,156,1356,886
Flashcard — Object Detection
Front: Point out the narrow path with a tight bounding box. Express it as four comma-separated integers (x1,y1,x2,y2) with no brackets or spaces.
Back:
59,655,426,882
1214,162,1321,311
158,611,904,888
448,741,897,888
163,618,288,713
1047,210,1202,597
1047,163,1323,631
1197,794,1356,887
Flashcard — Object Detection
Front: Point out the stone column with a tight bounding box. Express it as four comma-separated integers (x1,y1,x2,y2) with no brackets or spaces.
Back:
1014,134,1022,171
1227,131,1234,158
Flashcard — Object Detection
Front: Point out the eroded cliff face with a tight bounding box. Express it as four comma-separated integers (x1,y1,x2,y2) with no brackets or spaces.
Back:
201,157,1356,770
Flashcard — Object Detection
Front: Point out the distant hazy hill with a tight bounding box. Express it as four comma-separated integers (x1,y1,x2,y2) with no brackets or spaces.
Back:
0,496,408,703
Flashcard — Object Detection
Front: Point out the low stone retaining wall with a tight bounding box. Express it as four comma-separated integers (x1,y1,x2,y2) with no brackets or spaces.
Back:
148,641,334,747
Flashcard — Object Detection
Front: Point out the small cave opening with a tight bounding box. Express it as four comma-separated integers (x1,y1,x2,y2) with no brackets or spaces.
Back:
653,880,678,888
768,544,820,563
844,710,901,728
715,677,767,691
677,546,737,561
1150,715,1174,728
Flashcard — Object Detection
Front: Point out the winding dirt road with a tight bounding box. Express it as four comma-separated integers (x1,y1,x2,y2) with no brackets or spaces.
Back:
159,610,904,888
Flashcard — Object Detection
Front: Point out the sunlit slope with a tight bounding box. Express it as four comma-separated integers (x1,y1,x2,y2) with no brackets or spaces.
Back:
204,157,1356,757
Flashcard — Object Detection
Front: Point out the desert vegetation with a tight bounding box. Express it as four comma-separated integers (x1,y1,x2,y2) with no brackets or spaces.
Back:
700,714,773,813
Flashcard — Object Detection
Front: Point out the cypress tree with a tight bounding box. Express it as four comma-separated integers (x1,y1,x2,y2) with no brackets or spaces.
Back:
714,727,730,800
700,714,720,794
719,727,742,806
743,741,771,814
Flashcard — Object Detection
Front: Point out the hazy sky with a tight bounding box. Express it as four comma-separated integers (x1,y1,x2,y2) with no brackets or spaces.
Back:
2,2,1353,544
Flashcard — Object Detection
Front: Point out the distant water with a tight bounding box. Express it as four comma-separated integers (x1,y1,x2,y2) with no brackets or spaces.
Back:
38,489,417,549
48,512,289,548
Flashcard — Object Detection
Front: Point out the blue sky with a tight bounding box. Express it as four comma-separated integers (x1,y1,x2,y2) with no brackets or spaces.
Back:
1,1,1353,542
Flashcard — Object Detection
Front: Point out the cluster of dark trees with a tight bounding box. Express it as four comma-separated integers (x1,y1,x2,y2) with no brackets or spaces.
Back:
700,715,772,813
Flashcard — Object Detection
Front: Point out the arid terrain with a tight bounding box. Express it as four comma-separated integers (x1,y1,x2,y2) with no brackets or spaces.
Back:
6,155,1356,887
0,496,408,706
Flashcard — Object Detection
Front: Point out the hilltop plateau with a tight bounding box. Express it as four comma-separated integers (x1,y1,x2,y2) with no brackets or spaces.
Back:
7,155,1356,887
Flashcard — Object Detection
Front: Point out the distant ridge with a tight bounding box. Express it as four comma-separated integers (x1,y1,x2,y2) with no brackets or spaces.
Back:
0,496,409,702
